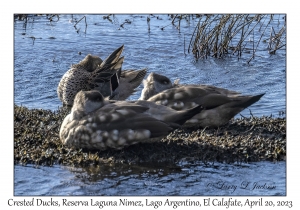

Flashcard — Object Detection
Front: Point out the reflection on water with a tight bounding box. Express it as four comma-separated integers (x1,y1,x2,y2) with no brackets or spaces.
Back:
14,161,285,196
14,14,286,196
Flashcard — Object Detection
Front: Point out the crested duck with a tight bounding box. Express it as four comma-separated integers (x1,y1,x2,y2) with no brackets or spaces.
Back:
140,72,264,127
57,45,147,106
59,90,203,150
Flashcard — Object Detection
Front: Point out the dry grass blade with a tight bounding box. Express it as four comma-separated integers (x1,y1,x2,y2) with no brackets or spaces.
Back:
74,16,87,34
189,14,286,63
268,25,286,54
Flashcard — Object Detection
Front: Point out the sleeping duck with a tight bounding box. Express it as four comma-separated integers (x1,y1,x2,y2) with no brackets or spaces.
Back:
140,72,264,127
59,90,203,150
57,45,146,106
139,72,241,100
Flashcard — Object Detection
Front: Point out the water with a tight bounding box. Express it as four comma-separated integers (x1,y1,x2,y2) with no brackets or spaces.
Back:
14,14,286,196
14,161,285,196
14,14,286,116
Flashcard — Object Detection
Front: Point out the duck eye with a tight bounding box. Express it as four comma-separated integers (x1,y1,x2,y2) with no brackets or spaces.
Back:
163,80,169,85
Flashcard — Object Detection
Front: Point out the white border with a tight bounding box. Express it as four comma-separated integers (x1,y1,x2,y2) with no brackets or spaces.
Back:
3,0,297,208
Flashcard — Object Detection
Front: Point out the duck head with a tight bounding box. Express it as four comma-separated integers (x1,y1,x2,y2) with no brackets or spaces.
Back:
73,54,103,72
71,90,106,120
140,72,173,100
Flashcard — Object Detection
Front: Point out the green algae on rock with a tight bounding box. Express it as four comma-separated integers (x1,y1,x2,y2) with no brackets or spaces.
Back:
14,104,286,167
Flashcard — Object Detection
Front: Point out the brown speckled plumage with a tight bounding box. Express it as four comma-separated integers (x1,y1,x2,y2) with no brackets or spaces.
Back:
57,45,147,106
57,46,124,106
59,90,203,150
141,72,264,127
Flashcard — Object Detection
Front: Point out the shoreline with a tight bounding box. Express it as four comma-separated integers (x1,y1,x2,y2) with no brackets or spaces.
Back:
14,105,286,167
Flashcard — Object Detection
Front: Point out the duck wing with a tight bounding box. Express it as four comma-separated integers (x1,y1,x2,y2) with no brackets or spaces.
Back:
98,45,124,69
88,56,124,97
62,104,176,150
109,68,148,100
148,85,263,112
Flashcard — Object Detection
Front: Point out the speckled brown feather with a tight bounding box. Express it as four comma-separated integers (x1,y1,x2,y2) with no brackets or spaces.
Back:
57,46,124,106
60,90,203,150
142,73,264,127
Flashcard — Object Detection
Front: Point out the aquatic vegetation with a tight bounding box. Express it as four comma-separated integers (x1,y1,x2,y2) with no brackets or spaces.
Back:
14,104,286,167
14,14,286,64
177,14,286,63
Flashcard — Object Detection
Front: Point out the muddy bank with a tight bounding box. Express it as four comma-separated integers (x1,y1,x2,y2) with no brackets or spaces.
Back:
14,104,286,167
